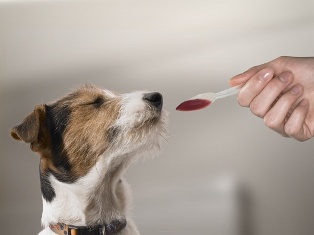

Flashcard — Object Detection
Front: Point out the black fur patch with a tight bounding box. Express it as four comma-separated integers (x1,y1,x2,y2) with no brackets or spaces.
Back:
44,103,76,183
40,168,56,202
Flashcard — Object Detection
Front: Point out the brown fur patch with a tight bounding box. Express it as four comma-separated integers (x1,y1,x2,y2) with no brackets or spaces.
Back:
10,105,53,154
11,105,45,143
59,85,121,178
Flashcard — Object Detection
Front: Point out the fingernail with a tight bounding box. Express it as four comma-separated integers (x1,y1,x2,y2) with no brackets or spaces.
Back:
299,98,308,107
258,68,273,81
278,72,293,83
290,84,303,95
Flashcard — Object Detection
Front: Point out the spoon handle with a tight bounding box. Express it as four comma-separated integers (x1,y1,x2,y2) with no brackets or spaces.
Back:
215,84,242,100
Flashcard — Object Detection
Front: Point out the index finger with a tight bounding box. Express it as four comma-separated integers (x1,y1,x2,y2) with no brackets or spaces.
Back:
229,65,265,87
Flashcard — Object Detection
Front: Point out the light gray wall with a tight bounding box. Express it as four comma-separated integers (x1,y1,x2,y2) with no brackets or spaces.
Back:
1,0,314,234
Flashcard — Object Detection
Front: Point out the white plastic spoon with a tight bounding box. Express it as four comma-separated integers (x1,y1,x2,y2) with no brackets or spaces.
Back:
176,85,242,111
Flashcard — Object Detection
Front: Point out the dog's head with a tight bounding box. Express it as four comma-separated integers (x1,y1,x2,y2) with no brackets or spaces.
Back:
11,85,167,186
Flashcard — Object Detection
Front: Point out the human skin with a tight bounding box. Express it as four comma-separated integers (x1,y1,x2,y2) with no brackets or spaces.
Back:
229,56,314,142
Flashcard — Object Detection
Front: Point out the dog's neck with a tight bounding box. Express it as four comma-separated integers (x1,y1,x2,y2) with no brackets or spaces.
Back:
41,153,132,229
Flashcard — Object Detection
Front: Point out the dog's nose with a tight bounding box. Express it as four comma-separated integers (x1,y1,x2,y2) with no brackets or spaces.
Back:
143,92,163,109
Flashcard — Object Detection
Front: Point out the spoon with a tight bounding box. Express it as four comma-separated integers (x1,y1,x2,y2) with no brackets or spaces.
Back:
176,84,242,111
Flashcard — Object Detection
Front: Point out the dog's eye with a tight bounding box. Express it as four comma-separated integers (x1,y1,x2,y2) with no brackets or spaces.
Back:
90,97,104,108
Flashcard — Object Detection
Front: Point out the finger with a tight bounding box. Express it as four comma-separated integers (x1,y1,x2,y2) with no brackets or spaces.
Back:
229,66,263,87
237,67,274,107
249,71,293,118
263,84,304,136
284,98,311,141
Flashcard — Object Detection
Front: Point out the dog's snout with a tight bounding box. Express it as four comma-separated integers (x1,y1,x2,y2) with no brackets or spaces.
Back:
143,92,163,109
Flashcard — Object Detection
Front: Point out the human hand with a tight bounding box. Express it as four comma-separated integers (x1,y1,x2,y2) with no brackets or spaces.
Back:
229,56,314,141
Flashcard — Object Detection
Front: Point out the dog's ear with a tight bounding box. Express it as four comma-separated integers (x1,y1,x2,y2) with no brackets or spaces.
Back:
11,105,47,152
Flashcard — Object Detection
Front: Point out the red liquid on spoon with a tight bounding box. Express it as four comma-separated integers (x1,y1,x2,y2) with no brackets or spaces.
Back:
176,99,211,111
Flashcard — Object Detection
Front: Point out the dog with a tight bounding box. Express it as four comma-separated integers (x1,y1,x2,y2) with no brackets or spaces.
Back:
10,85,168,235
